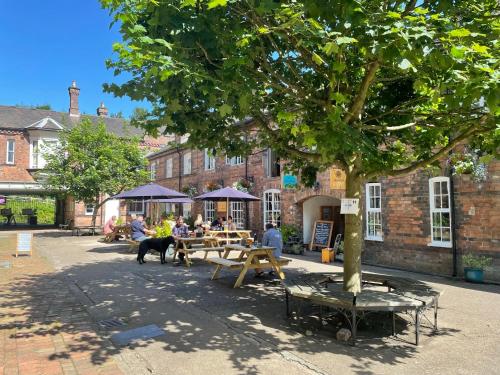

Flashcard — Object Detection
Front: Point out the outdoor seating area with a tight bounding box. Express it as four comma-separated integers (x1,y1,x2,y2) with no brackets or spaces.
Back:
283,272,442,346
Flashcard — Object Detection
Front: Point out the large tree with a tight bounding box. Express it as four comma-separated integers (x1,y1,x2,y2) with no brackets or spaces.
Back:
43,119,149,227
101,0,498,292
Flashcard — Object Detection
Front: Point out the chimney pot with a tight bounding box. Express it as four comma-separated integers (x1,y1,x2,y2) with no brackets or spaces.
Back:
68,81,80,117
97,102,109,117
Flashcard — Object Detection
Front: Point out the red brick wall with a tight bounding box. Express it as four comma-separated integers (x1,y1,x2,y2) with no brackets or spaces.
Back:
0,131,34,182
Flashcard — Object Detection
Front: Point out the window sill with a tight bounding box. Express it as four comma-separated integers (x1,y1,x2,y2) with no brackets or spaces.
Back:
427,241,452,248
365,237,383,242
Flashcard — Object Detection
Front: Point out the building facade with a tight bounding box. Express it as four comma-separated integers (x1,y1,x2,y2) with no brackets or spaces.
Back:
148,131,499,283
0,81,168,227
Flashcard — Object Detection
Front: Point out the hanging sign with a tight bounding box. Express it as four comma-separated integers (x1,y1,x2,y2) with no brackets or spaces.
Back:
341,198,359,215
330,169,346,190
282,174,298,189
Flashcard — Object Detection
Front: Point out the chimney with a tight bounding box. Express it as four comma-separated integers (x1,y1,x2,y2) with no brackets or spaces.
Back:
97,102,108,117
68,80,80,116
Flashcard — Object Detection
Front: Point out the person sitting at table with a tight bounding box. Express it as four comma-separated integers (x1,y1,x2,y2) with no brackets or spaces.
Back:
211,216,222,229
131,215,155,242
103,215,121,241
172,216,190,264
226,216,237,231
255,223,283,278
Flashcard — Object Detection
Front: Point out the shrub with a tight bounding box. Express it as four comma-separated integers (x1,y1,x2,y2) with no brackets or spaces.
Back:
462,253,492,269
280,224,299,243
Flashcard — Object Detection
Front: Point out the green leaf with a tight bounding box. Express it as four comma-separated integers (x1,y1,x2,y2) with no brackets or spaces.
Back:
471,43,489,55
398,58,414,71
332,62,346,73
336,36,358,45
207,0,227,9
312,52,325,65
257,26,270,34
219,103,232,116
451,46,466,59
449,28,471,38
155,39,173,50
180,0,196,7
322,42,338,55
387,11,401,19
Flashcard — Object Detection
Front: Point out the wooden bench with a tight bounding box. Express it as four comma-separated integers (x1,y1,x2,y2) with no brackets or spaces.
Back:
206,258,244,268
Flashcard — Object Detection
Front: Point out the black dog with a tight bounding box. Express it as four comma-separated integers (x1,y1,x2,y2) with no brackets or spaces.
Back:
137,236,176,264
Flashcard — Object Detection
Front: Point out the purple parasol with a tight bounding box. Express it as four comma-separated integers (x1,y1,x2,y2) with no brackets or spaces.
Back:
113,183,187,200
194,187,260,201
151,197,194,204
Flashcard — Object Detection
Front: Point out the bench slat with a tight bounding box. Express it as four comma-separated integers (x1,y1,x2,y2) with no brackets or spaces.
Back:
207,258,244,268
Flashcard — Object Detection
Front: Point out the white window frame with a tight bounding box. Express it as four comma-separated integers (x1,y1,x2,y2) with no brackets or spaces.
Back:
150,161,157,180
29,138,58,169
263,189,281,229
128,199,144,215
428,177,452,248
230,201,245,229
6,139,15,164
204,201,215,223
31,140,40,168
182,203,192,218
165,158,173,178
84,203,95,216
365,183,383,241
204,149,215,171
183,152,192,175
226,155,244,166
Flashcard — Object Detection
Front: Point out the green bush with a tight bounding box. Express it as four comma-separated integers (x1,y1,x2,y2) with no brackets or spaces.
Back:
462,253,492,269
3,196,55,225
280,224,299,243
155,220,173,238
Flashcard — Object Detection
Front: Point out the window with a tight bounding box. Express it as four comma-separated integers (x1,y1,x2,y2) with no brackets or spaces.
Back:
365,183,383,241
263,189,281,228
183,152,192,175
429,177,452,247
265,149,281,177
230,201,245,229
128,199,144,214
85,204,95,216
150,161,157,180
204,149,215,171
204,201,215,223
31,140,40,168
165,158,173,178
226,155,244,166
6,140,15,164
182,203,192,218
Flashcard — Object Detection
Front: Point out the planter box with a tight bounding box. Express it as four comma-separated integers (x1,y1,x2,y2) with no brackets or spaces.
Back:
464,267,484,283
335,253,344,262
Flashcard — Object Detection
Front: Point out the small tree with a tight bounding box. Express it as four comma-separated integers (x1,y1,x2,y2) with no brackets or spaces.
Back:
43,119,149,227
102,0,498,291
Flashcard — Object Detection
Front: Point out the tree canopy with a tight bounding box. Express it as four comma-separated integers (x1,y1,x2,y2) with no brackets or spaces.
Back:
101,0,499,291
43,119,149,225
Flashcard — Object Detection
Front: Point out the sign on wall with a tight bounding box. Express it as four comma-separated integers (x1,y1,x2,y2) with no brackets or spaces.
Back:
330,169,346,190
217,201,227,213
282,174,298,189
341,198,359,215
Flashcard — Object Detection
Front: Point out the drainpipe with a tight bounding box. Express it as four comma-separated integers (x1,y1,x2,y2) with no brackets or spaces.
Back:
449,161,458,277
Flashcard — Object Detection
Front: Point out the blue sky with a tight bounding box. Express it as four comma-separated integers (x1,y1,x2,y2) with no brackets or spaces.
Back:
0,0,146,118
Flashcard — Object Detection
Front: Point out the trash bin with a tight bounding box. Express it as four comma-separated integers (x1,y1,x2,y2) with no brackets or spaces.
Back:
28,216,37,225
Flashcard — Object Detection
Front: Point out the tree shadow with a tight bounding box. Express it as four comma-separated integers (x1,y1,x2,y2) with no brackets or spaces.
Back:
0,239,471,375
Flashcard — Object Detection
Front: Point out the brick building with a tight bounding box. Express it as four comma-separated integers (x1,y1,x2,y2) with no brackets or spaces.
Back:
147,127,499,283
0,81,168,227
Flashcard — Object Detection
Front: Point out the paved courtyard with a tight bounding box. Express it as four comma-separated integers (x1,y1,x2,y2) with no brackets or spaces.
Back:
1,230,499,375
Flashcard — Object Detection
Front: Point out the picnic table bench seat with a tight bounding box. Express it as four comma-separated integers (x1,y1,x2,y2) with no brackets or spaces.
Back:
283,272,442,346
207,258,245,268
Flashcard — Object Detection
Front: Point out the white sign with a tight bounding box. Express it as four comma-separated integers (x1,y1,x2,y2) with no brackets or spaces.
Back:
16,233,33,257
341,198,359,215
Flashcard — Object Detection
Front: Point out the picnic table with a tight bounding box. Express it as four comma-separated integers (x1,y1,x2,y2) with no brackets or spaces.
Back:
72,226,101,236
208,230,252,240
173,236,225,267
104,224,131,243
208,244,291,288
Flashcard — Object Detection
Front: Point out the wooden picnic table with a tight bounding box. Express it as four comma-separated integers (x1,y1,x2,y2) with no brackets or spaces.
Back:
208,244,290,288
173,236,225,267
104,224,131,243
208,230,253,239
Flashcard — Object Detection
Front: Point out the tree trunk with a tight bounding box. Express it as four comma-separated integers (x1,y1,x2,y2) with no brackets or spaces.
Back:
343,172,364,293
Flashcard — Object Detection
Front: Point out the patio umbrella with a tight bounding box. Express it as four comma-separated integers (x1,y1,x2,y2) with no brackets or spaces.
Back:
148,197,195,219
194,187,260,223
113,183,187,220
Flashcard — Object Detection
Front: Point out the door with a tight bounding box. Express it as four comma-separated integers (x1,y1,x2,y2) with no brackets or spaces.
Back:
320,206,334,221
104,199,120,223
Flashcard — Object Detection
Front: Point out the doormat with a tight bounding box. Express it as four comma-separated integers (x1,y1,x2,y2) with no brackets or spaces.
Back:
111,324,165,346
0,261,11,269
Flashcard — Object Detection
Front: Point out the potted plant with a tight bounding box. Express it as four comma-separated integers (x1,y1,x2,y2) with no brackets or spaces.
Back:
335,241,344,262
462,253,492,283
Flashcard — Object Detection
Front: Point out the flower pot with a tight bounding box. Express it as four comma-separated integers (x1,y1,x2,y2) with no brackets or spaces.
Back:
335,253,344,262
464,267,484,283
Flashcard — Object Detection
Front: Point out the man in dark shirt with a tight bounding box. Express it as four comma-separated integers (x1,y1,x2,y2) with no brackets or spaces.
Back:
131,215,155,241
172,216,190,264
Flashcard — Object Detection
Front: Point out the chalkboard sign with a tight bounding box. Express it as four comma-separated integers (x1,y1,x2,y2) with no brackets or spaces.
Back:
310,220,334,250
16,233,33,257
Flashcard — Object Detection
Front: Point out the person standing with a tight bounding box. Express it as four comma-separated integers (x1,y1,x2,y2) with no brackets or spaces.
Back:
255,223,283,277
131,215,155,242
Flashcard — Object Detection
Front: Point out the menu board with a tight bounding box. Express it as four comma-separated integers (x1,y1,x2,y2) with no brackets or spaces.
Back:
310,220,334,250
16,233,33,257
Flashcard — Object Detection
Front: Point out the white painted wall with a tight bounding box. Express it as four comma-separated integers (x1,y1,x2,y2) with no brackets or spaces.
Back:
303,196,340,244
104,199,120,223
